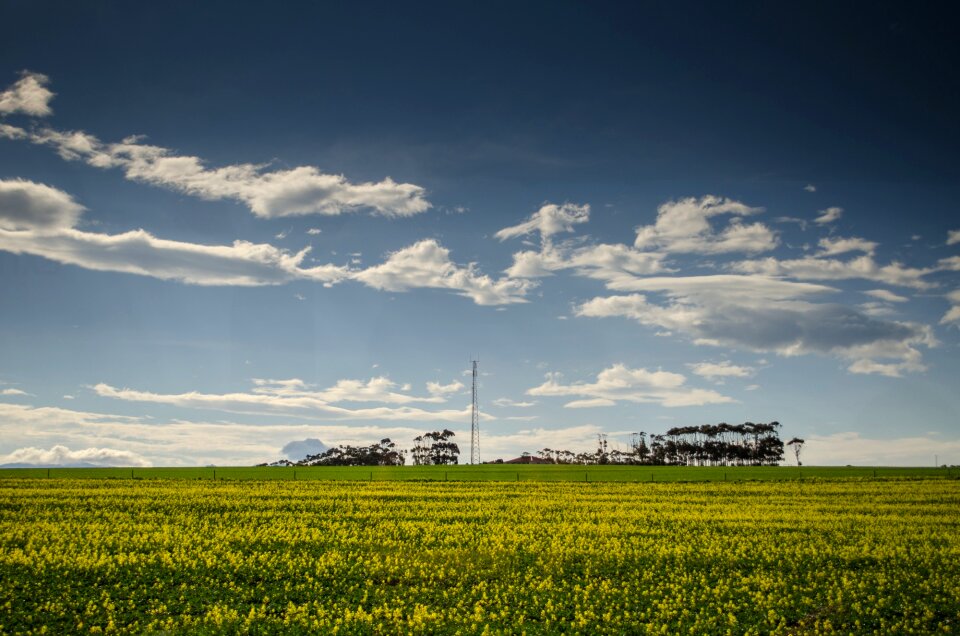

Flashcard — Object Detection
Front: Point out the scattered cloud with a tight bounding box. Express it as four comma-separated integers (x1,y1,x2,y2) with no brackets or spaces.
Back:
576,275,934,376
814,206,843,224
306,228,322,235
0,388,30,396
0,74,430,219
0,71,54,117
0,178,351,286
526,364,734,408
633,195,776,254
803,184,817,192
0,179,533,304
947,230,960,246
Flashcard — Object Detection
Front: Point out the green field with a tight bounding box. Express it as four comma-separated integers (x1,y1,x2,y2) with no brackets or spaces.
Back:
1,478,958,634
0,464,953,482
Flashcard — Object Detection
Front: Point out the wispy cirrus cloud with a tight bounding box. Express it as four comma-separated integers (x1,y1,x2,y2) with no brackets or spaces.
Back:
729,254,935,289
92,375,489,423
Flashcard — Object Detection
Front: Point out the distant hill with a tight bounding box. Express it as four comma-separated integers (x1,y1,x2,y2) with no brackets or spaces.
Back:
282,438,329,462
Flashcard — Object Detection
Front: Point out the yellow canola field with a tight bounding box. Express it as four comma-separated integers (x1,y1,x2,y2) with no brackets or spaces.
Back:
0,479,958,634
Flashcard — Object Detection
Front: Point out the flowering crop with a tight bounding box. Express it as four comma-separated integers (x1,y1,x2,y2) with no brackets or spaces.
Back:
1,479,957,634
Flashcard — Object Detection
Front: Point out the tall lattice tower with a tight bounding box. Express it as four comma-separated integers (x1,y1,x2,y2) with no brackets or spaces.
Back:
470,359,480,464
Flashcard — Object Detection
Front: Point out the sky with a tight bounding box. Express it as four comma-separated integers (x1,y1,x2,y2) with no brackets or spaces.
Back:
0,1,958,467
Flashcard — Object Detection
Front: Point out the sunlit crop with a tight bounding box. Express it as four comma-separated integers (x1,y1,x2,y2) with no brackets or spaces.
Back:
1,479,957,634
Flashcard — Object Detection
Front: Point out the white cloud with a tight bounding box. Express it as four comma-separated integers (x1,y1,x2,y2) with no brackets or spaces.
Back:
495,203,590,241
0,179,85,231
0,444,150,467
731,254,935,289
426,380,464,397
306,228,322,235
526,364,734,408
354,239,534,305
93,376,484,422
939,256,960,271
0,72,429,219
863,289,909,303
576,275,935,376
0,225,349,286
12,124,432,218
633,195,776,254
0,401,434,466
0,388,29,396
803,432,960,466
687,361,754,381
814,206,843,224
0,178,351,286
817,236,877,256
0,179,530,304
941,290,960,326
803,184,817,192
491,398,537,408
563,398,617,408
0,71,54,117
947,230,960,246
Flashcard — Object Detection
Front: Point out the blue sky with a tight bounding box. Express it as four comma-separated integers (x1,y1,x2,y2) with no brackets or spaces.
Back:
0,1,958,466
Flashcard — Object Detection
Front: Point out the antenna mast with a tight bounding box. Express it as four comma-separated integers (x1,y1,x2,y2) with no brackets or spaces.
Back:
471,359,480,464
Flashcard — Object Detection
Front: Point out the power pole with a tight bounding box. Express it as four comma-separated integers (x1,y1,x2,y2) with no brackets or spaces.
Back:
471,359,480,465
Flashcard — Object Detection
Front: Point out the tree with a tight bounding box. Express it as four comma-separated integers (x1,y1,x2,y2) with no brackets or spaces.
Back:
301,438,405,466
786,437,805,466
412,429,460,465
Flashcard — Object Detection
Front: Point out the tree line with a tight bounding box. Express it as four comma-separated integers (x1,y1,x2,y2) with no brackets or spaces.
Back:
258,429,460,467
537,422,788,466
259,421,796,467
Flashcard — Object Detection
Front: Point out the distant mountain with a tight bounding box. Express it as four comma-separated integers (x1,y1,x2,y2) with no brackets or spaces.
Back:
281,438,329,461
